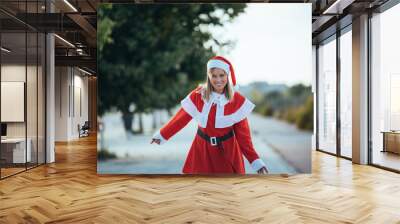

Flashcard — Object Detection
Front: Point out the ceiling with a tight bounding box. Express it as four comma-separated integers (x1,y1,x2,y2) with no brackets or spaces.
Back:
0,0,393,74
0,0,98,74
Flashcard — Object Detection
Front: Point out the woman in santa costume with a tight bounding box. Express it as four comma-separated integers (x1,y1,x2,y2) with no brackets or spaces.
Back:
151,56,268,174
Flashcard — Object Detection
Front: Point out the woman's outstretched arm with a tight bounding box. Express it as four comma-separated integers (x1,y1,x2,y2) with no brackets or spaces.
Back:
151,108,192,145
233,118,268,173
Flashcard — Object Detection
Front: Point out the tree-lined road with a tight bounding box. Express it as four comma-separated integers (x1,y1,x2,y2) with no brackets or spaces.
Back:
98,111,310,174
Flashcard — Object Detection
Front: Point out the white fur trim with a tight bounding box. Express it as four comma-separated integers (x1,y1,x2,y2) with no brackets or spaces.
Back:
251,158,266,172
211,91,228,107
207,59,230,75
152,130,167,145
181,91,255,129
181,94,212,128
215,98,255,128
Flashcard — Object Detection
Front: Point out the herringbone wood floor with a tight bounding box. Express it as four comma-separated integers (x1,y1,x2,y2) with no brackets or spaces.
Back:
1,135,400,224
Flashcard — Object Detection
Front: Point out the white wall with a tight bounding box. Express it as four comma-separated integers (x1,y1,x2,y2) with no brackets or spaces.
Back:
73,71,89,136
1,63,46,164
55,66,69,141
1,65,37,138
55,66,89,141
1,65,26,141
1,65,26,129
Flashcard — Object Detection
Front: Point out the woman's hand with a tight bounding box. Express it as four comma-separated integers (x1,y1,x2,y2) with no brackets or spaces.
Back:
150,138,161,145
257,166,268,174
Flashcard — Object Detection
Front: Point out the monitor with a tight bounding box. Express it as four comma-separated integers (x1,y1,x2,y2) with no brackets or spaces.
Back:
1,123,7,137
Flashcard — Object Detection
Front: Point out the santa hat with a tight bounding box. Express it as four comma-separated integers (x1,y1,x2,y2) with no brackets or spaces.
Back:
206,56,239,90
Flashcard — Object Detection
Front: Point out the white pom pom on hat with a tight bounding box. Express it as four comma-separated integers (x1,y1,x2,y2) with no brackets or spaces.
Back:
207,56,238,90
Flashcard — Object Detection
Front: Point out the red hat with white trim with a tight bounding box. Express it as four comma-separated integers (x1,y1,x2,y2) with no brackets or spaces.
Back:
207,56,238,90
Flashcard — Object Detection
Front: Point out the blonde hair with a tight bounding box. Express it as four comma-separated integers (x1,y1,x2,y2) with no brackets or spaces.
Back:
201,68,234,102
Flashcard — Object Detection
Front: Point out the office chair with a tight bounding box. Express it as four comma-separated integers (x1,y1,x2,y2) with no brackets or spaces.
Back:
79,121,90,138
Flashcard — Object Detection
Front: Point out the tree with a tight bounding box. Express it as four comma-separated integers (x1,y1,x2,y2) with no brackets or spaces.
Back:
296,95,313,130
98,4,246,134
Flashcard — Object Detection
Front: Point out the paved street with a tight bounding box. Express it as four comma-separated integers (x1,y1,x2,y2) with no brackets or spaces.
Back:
98,111,311,174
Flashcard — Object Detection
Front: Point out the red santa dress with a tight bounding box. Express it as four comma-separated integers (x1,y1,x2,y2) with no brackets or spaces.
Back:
153,86,266,174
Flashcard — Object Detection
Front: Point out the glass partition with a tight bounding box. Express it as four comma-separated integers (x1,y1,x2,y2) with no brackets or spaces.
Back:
1,30,28,177
317,36,337,154
0,1,46,179
371,4,400,171
339,28,352,158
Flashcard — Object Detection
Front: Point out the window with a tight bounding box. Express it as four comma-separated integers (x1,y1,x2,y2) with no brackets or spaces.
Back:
317,36,337,154
371,3,400,171
339,28,352,158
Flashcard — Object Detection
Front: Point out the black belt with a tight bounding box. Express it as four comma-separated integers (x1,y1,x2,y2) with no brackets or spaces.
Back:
197,128,237,173
197,128,234,146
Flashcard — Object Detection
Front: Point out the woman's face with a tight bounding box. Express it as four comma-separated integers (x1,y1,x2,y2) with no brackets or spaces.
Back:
208,68,228,94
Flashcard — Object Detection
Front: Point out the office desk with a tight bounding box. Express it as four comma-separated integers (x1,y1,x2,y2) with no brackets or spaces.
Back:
1,138,32,163
381,131,400,154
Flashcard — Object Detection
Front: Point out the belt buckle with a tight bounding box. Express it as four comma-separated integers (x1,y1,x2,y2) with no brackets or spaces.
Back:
210,137,217,146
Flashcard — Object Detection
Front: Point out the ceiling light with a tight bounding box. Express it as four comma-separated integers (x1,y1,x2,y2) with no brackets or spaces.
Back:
1,47,11,53
54,34,75,48
322,0,354,15
323,0,343,14
63,0,78,12
78,67,92,76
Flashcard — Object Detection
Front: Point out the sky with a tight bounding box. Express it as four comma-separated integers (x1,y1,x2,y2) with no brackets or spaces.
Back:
205,4,312,86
